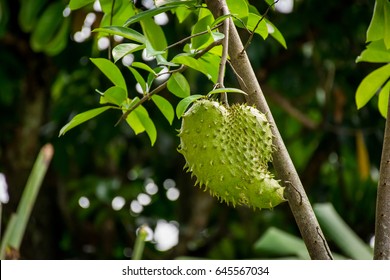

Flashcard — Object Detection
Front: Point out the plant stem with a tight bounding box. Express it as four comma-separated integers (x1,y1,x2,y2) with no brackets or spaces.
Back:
205,0,332,260
132,225,148,260
374,92,390,260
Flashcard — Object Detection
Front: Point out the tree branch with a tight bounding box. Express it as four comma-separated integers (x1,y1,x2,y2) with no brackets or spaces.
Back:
205,0,332,260
374,93,390,260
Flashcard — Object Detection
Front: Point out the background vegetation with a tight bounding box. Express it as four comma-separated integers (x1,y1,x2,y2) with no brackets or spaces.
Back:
0,0,383,259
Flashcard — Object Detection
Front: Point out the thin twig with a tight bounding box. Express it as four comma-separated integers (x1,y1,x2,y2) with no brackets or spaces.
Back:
108,0,116,61
164,23,223,51
242,0,279,53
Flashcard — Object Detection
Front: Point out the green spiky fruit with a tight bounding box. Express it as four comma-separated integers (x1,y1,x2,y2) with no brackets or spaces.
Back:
178,99,285,209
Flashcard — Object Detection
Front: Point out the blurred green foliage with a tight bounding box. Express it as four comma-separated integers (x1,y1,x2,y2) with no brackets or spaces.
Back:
0,0,382,259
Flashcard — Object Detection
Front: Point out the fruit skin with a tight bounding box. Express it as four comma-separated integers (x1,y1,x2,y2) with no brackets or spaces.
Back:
178,99,285,210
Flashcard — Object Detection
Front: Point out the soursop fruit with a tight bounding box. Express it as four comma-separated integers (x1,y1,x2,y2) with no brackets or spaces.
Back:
178,99,285,210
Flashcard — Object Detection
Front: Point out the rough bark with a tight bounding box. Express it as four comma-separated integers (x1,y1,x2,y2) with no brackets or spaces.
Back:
205,0,332,259
374,95,390,260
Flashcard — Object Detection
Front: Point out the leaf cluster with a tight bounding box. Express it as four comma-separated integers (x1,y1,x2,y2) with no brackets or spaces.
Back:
61,0,286,145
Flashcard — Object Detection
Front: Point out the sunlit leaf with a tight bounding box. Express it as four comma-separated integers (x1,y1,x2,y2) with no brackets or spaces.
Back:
265,19,287,49
211,14,233,28
128,67,147,93
208,27,225,42
247,13,268,40
176,94,203,118
126,111,145,134
167,72,190,98
152,95,174,124
197,52,220,83
69,0,95,10
99,86,127,106
356,39,390,63
134,106,157,146
356,64,390,109
367,0,385,42
93,26,145,43
226,0,249,23
132,62,157,75
59,106,111,136
112,43,144,63
191,14,214,50
141,17,167,58
171,53,219,83
378,81,390,118
90,58,127,92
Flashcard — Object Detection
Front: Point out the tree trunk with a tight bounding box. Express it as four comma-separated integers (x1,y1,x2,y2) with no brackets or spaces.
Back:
205,0,332,259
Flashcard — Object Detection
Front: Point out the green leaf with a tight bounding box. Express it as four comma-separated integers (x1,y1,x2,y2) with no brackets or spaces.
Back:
167,72,190,98
385,1,390,48
247,13,268,40
207,87,248,96
191,14,214,50
172,53,219,83
18,0,47,33
123,96,140,111
152,95,174,124
254,227,310,259
30,2,64,51
124,5,176,27
69,0,95,10
126,110,145,134
156,54,179,67
366,0,390,48
130,106,157,146
264,0,275,7
176,94,204,118
356,63,390,109
112,43,144,63
197,52,220,83
59,106,111,136
132,62,157,75
93,26,145,43
44,17,71,56
211,14,233,28
265,19,287,49
356,40,390,63
175,5,194,23
128,67,147,93
90,58,127,93
209,29,225,42
100,86,127,106
378,81,390,118
141,17,168,57
226,0,249,23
